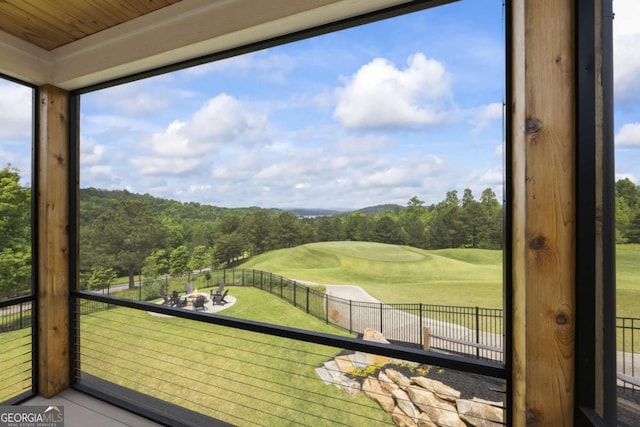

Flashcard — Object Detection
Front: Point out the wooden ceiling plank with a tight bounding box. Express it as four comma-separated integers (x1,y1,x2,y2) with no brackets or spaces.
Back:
83,0,150,23
70,0,136,28
17,0,96,41
21,0,111,38
0,1,75,50
118,0,180,15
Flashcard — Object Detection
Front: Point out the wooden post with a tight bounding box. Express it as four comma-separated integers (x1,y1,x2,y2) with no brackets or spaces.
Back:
511,1,576,425
422,327,430,351
37,84,70,397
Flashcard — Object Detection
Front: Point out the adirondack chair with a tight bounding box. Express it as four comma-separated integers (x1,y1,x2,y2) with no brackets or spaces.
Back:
159,289,171,305
220,289,229,304
212,289,229,305
171,290,187,307
193,295,207,310
215,283,225,295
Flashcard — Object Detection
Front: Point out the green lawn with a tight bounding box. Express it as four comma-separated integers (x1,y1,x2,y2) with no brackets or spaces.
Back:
0,328,32,402
79,287,392,426
240,241,640,317
241,242,503,308
615,244,640,318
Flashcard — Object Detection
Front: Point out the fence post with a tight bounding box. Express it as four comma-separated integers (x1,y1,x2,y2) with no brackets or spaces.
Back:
423,327,430,351
419,303,423,348
380,302,383,333
325,295,329,324
293,282,297,307
306,286,309,313
349,300,352,333
475,306,480,359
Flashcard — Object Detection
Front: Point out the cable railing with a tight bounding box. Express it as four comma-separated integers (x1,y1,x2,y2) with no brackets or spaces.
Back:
87,269,505,362
618,317,640,393
88,268,640,383
74,292,507,427
0,295,35,404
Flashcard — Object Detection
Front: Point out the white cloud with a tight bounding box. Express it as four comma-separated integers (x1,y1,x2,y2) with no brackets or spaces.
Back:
131,94,268,178
615,172,638,183
479,167,504,185
186,94,267,145
0,83,32,140
614,0,640,98
80,137,106,165
616,122,640,146
186,51,296,83
130,156,202,176
333,53,455,129
90,81,172,115
83,165,113,178
470,102,503,135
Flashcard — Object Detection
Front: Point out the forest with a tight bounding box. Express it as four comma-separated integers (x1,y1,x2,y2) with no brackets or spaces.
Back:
2,164,640,298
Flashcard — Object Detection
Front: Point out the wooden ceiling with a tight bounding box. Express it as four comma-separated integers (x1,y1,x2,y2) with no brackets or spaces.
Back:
0,0,181,51
0,0,444,90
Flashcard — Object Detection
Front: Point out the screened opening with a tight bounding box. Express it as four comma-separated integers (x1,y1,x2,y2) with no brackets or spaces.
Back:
0,76,35,403
613,0,640,423
75,1,508,425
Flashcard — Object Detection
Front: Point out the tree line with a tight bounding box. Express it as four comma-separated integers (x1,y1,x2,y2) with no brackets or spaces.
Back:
76,187,504,289
3,164,640,298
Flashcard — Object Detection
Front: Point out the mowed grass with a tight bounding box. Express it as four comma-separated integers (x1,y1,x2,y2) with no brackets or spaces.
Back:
0,328,32,402
240,241,640,317
241,241,504,308
615,243,640,318
79,287,391,426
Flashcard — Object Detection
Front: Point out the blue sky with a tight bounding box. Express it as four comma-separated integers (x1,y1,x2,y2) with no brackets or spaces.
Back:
1,0,639,210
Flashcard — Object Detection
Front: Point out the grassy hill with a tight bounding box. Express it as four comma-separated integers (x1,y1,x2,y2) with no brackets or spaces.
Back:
240,241,640,317
240,241,504,308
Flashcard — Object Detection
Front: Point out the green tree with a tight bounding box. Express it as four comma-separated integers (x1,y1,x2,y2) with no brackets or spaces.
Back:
84,267,117,290
627,212,640,243
244,211,272,255
458,189,486,248
0,166,31,298
142,248,170,278
427,190,462,248
317,217,338,241
373,216,404,244
272,212,300,248
169,245,190,277
343,213,373,241
480,188,503,249
188,245,210,272
90,200,163,288
616,178,640,211
615,178,640,242
213,232,245,266
401,196,427,248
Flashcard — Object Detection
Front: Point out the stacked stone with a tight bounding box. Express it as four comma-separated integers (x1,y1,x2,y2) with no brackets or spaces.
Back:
316,328,504,427
362,368,504,427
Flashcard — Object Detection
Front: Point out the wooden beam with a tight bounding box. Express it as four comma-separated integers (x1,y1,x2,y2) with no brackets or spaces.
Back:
37,84,70,397
511,1,576,426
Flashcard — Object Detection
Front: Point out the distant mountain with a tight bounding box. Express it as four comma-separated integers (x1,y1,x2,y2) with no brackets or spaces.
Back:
352,204,403,215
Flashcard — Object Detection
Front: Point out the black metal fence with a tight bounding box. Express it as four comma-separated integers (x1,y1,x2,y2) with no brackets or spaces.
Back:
88,268,504,361
0,295,34,404
617,317,640,392
86,268,640,371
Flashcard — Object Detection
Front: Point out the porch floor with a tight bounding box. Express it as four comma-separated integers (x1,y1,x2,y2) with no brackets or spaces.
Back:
22,388,162,427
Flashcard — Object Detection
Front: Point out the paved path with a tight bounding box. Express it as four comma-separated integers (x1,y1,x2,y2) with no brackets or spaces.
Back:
297,280,504,362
